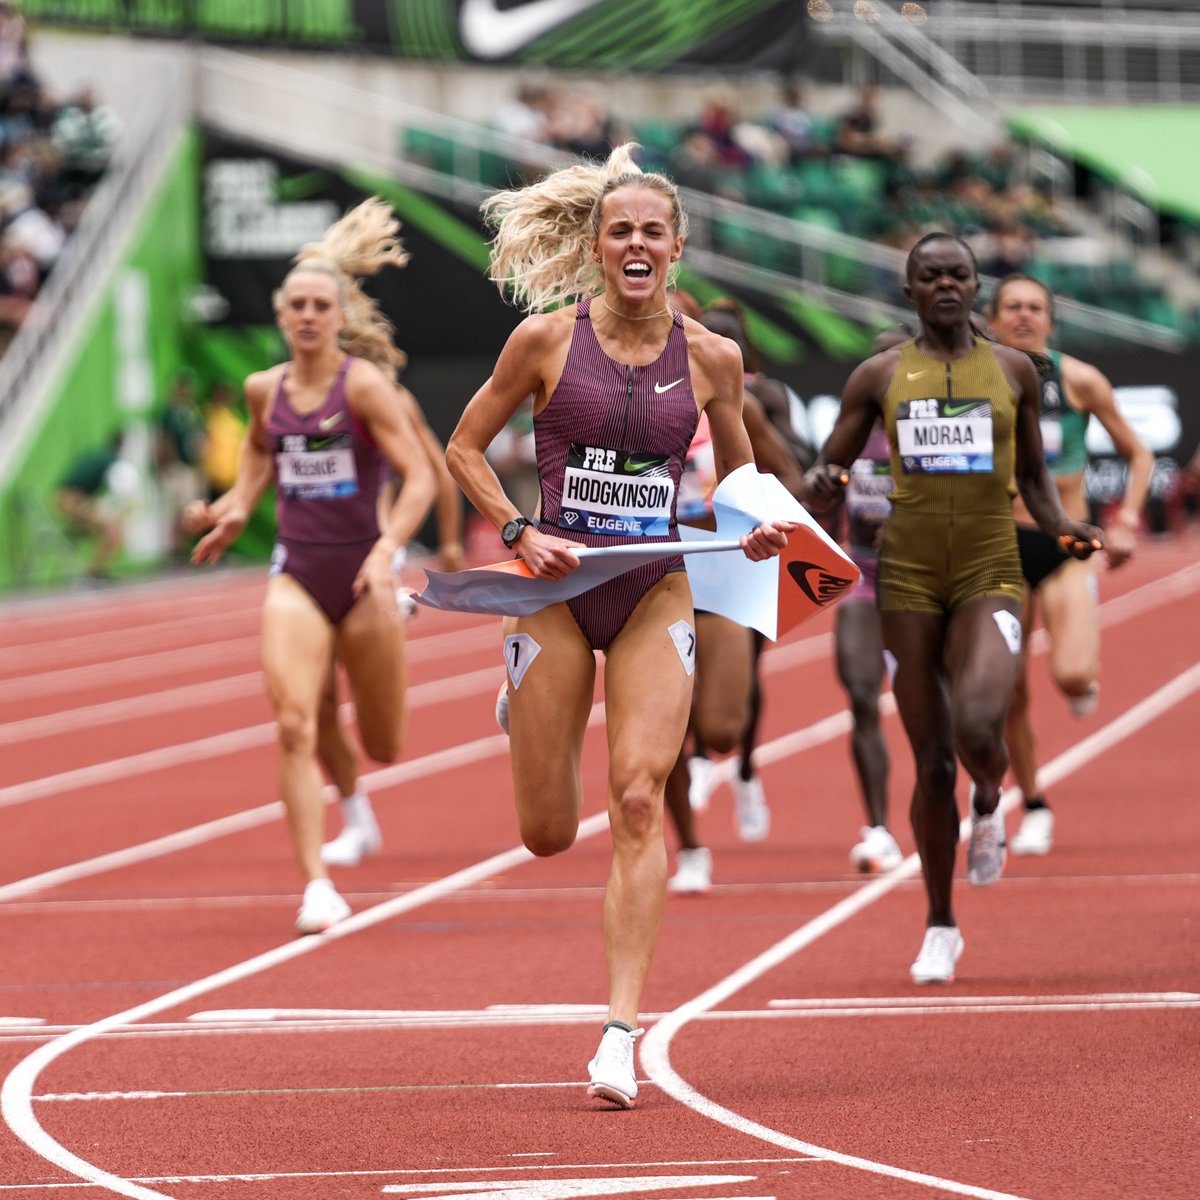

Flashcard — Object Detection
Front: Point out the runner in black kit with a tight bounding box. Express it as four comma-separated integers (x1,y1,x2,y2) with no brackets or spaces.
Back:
186,198,435,936
446,145,791,1107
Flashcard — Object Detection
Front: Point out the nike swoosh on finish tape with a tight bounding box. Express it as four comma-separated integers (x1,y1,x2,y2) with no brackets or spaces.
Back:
654,379,684,394
458,0,605,59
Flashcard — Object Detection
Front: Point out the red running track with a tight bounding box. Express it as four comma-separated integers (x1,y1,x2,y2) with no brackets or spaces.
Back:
0,539,1197,1200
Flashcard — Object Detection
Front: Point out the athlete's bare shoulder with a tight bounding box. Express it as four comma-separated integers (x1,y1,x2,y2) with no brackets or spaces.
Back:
682,317,742,410
506,306,576,362
243,365,282,414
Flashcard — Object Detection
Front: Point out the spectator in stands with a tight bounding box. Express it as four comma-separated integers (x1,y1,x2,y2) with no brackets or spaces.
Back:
155,370,206,561
668,129,729,197
833,85,908,163
495,81,556,144
767,80,822,163
56,430,127,579
51,86,121,194
0,1,28,86
551,88,624,161
698,88,755,169
200,379,245,502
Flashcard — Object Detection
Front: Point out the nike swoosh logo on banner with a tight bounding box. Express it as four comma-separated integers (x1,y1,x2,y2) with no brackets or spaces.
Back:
458,0,605,59
319,412,345,431
787,560,856,607
654,379,684,394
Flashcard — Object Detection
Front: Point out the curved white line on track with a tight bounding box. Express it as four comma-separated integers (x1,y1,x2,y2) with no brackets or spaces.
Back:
640,661,1200,1200
5,666,1198,1197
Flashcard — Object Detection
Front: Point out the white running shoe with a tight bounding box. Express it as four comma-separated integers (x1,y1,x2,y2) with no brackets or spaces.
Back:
1011,806,1055,856
320,817,382,867
495,682,510,735
586,1023,644,1108
668,846,713,895
732,763,770,842
910,925,964,984
967,799,1007,887
295,880,351,935
849,825,903,874
1068,683,1099,717
687,755,715,811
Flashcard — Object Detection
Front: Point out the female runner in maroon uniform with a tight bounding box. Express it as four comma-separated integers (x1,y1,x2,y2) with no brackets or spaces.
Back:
186,198,435,936
447,145,791,1108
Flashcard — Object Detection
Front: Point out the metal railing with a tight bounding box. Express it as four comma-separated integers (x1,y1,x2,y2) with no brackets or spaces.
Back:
810,2,1200,104
0,73,192,475
198,49,1184,352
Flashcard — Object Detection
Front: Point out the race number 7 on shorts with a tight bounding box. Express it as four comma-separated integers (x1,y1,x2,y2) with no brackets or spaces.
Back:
896,398,994,474
558,442,674,537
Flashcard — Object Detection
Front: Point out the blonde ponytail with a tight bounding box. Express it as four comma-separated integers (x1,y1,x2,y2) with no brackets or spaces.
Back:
482,143,687,313
276,196,410,380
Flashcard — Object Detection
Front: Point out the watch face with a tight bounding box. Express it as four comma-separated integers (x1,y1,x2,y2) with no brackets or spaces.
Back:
503,520,523,547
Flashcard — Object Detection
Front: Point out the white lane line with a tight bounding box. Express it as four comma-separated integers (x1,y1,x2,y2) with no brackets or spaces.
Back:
5,666,1198,1198
0,688,870,1198
2,615,496,703
0,662,504,749
0,812,606,1199
639,661,1200,1200
0,1159,807,1192
7,992,1194,1050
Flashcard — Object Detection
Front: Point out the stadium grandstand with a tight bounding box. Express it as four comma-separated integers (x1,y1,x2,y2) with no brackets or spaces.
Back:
0,0,1196,587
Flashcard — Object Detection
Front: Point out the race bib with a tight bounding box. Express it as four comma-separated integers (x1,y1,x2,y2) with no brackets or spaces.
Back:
559,442,675,537
896,397,994,474
1039,416,1063,464
276,433,359,500
845,457,893,520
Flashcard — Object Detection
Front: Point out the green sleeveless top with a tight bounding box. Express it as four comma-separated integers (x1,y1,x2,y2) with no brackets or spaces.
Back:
883,337,1018,515
1037,350,1089,476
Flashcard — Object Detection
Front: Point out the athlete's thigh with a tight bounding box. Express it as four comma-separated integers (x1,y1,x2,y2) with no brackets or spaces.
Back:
691,610,753,741
881,609,952,754
261,574,334,720
603,572,696,789
335,595,407,753
506,601,597,817
835,600,885,694
944,596,1022,723
1039,558,1100,680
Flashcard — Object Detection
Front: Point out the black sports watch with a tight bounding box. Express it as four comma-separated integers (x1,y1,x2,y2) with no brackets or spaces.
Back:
501,516,533,549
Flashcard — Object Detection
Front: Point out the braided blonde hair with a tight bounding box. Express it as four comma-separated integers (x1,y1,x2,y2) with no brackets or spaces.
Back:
482,143,688,313
275,196,410,380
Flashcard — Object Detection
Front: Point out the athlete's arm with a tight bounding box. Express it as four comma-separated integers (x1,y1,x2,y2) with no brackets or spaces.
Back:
188,371,275,565
1005,348,1101,558
397,384,465,572
801,356,887,511
742,389,806,496
447,312,581,580
1064,355,1152,568
747,375,815,470
350,360,437,613
694,327,792,560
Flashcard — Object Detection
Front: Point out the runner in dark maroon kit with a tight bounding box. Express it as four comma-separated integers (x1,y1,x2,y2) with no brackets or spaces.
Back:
447,144,792,1108
186,197,435,937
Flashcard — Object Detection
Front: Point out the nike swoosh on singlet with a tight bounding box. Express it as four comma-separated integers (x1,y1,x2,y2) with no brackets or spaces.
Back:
905,369,931,381
458,0,605,59
654,379,684,394
319,412,345,431
942,401,983,417
623,456,662,472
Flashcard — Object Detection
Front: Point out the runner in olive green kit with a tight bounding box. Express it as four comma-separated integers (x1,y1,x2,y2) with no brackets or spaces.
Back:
803,233,1102,985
